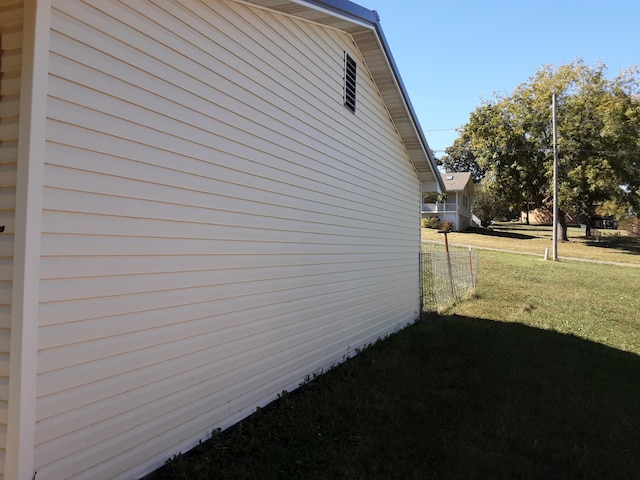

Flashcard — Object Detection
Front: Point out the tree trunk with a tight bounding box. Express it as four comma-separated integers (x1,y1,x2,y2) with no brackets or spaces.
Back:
557,209,569,242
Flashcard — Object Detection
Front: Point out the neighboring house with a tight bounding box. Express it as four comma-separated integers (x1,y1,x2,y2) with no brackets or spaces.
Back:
1,1,444,478
520,207,578,225
422,172,474,231
520,207,617,229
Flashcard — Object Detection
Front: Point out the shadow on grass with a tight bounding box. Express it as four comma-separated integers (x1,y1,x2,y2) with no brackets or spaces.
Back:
150,316,640,480
465,226,536,240
585,234,640,256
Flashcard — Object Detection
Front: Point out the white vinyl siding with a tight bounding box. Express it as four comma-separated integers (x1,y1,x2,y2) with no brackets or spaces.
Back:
0,0,23,475
35,0,421,478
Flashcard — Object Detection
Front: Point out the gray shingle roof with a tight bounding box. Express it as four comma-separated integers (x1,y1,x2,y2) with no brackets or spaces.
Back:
443,172,473,192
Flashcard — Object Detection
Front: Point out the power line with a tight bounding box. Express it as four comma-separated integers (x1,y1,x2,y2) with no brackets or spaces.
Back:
433,147,640,156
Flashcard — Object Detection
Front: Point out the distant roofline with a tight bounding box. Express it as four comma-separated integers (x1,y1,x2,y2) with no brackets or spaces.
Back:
443,172,474,192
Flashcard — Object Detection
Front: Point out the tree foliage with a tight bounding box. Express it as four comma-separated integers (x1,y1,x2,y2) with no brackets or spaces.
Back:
471,179,512,227
438,129,486,183
443,60,640,239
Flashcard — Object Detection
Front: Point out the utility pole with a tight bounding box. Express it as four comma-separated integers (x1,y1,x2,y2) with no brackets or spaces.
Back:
552,94,559,261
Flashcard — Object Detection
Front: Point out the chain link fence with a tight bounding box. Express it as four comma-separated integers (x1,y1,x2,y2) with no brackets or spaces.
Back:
421,240,479,312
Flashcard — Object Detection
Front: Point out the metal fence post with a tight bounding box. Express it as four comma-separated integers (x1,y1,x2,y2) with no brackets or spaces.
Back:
421,240,479,312
438,230,454,299
468,244,475,289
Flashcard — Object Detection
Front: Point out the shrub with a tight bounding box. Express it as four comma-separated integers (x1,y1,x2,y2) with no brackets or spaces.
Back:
422,217,441,229
619,216,640,236
441,220,454,232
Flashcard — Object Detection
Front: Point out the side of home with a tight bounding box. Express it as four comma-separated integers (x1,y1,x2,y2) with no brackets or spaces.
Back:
422,172,473,231
0,2,24,475
3,1,443,478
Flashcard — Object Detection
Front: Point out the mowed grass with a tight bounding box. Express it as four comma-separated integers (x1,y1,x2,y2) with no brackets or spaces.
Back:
421,223,640,265
151,249,640,480
455,250,640,353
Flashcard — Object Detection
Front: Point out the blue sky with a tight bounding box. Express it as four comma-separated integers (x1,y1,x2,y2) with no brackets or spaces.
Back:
361,0,639,155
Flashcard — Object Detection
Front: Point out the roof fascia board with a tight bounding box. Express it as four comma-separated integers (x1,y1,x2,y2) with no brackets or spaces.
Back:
303,0,379,24
303,0,445,193
368,23,445,192
239,0,445,193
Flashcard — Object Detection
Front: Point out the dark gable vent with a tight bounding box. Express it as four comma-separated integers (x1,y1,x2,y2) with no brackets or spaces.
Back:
344,53,357,113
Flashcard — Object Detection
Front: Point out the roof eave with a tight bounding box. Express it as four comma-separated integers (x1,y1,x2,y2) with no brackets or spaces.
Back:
240,0,445,194
367,22,445,193
298,0,379,23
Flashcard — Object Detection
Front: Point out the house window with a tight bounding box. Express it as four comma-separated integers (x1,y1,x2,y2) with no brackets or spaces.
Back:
344,53,357,113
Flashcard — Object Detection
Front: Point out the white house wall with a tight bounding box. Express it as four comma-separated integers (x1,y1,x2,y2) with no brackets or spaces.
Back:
35,0,421,478
0,0,24,475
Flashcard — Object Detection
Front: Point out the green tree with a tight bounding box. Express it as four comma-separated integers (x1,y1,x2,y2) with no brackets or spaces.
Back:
447,60,640,239
439,129,485,183
471,179,512,227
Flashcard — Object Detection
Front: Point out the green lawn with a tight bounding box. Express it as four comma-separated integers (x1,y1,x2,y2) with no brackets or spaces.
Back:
455,250,640,353
150,249,640,480
422,223,640,265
